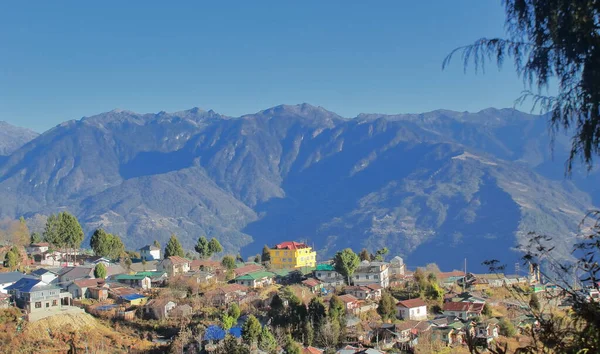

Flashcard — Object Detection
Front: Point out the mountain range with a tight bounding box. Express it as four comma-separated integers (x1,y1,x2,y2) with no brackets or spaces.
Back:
1,104,598,272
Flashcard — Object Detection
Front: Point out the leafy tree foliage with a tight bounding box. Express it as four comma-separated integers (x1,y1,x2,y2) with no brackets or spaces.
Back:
261,245,271,263
482,303,492,317
194,236,210,259
164,234,184,258
283,334,301,354
308,297,327,329
328,295,345,323
228,303,241,321
498,317,517,337
4,248,18,270
94,263,107,279
444,0,600,171
359,248,371,261
30,232,42,244
89,229,124,260
241,315,262,345
221,314,236,330
377,291,397,321
43,212,84,250
334,248,360,284
258,326,277,353
529,292,540,312
208,237,223,254
221,255,236,270
373,247,389,262
153,240,160,248
219,334,250,354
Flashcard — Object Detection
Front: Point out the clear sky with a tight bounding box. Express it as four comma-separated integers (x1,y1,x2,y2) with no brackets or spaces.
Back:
0,1,528,132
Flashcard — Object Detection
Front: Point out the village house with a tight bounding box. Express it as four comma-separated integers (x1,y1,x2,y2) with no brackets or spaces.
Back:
353,261,390,288
119,293,148,306
6,278,71,313
396,298,428,320
0,272,37,293
157,256,190,276
27,242,49,254
143,298,177,320
268,241,317,270
190,259,223,272
89,284,109,301
234,271,275,288
475,319,499,344
389,256,406,277
135,271,168,286
129,259,159,272
344,284,383,301
314,264,345,287
234,263,264,277
338,294,360,314
184,270,215,284
112,274,152,289
31,268,58,284
442,301,485,320
57,266,94,285
302,278,323,293
171,304,193,319
67,278,107,299
139,245,161,261
205,283,248,306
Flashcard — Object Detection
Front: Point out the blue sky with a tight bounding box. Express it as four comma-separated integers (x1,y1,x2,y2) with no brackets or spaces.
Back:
0,1,528,132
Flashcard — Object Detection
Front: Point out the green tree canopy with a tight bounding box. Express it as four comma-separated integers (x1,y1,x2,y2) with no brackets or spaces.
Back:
334,248,360,284
153,240,160,248
328,295,345,323
241,315,262,345
308,297,327,329
30,232,42,245
4,249,18,270
261,245,271,264
164,234,184,258
228,303,241,321
221,255,236,270
283,334,301,354
43,212,84,250
208,237,223,254
94,263,107,279
222,314,236,330
194,236,210,259
444,0,600,171
359,248,371,262
373,247,389,262
90,229,124,260
377,291,397,321
258,326,277,354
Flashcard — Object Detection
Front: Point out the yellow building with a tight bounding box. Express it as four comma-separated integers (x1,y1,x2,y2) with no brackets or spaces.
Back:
268,241,317,269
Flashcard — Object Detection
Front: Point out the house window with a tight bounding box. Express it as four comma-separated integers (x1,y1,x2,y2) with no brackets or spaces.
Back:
46,302,50,308
366,275,370,279
35,302,41,308
52,300,58,306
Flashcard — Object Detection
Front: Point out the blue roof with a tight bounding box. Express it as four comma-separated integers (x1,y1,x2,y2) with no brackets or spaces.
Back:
0,272,36,285
229,327,242,338
204,325,226,341
121,293,146,301
5,277,58,292
96,304,118,311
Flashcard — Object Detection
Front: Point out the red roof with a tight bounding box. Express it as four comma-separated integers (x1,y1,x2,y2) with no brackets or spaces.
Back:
190,259,222,270
366,284,383,290
274,241,309,250
303,346,324,354
443,301,471,312
234,264,264,276
397,298,427,308
73,278,105,288
302,278,321,287
167,256,190,265
338,294,359,303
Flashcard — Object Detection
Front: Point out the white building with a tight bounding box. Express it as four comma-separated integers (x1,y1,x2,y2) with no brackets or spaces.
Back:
396,298,428,320
139,245,161,261
389,256,406,277
353,261,390,288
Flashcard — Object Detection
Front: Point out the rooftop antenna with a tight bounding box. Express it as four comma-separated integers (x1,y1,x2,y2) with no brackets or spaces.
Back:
463,258,467,293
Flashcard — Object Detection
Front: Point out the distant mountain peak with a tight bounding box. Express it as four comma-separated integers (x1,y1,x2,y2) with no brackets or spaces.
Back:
0,121,39,155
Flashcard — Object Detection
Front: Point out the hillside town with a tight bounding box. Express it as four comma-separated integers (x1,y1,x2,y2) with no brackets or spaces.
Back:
1,216,597,353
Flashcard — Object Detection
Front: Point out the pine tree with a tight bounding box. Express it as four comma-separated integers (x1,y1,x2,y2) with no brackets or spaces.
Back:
261,245,271,264
94,263,107,279
359,248,371,261
164,234,184,258
241,315,262,345
258,326,277,353
208,238,223,255
195,236,210,259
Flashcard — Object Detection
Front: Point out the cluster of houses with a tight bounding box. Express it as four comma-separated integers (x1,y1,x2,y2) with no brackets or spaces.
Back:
0,238,564,352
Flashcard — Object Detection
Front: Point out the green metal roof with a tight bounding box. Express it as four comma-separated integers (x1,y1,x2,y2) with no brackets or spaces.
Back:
315,264,335,271
235,271,275,281
270,269,292,277
135,271,165,277
114,274,149,280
